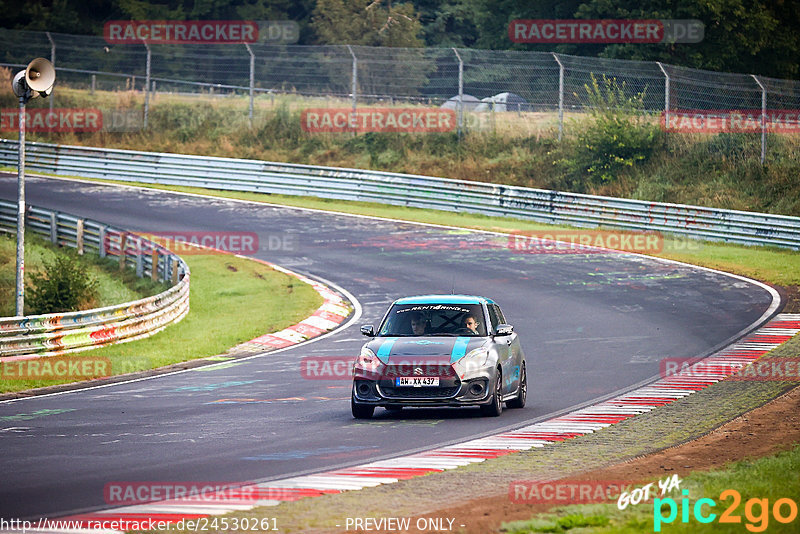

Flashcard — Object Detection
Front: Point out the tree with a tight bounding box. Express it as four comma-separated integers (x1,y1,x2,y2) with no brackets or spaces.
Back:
574,0,800,78
311,0,424,47
413,0,479,47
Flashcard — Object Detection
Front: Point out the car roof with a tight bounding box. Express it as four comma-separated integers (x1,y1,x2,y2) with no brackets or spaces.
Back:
393,295,496,305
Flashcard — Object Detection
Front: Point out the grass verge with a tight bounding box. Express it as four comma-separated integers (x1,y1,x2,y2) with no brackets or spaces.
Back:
0,231,166,316
501,444,800,533
0,250,323,394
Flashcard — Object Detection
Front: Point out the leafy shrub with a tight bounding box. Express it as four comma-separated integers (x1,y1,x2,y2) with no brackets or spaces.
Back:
558,74,662,188
256,103,304,147
26,255,99,315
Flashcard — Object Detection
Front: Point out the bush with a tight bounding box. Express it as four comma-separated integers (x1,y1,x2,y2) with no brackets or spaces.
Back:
558,74,662,188
26,255,99,315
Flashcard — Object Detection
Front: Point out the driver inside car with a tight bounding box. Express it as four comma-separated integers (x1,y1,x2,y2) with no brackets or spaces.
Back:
409,312,429,335
463,314,480,335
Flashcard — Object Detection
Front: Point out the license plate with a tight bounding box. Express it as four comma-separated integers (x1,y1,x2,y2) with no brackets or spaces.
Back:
395,377,439,387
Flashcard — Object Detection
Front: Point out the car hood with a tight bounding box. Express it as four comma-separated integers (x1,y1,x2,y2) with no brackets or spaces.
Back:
364,336,489,364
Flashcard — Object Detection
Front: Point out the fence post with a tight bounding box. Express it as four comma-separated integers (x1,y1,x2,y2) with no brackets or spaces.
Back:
91,74,96,94
46,31,55,112
99,226,107,258
76,219,84,255
552,53,564,141
49,212,58,244
245,43,255,126
657,62,670,130
119,233,127,271
15,120,25,316
452,48,464,137
144,42,151,129
151,250,159,281
751,74,767,165
347,45,357,127
136,241,144,277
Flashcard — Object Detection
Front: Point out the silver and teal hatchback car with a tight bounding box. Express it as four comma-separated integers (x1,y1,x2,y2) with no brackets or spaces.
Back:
352,295,527,418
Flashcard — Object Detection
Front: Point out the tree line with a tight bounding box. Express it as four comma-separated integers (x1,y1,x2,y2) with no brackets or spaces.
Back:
3,0,798,78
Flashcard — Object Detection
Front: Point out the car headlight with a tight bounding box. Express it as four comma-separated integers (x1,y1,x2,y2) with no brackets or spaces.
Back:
453,347,490,379
354,347,384,379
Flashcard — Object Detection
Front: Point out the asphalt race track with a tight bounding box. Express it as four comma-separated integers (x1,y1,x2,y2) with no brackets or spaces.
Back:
0,174,778,520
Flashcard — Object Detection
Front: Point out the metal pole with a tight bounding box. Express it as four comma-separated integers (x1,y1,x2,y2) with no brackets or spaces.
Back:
751,75,767,165
453,48,463,137
552,53,564,141
144,42,151,129
347,45,357,132
46,31,55,112
16,96,26,316
245,43,254,125
657,62,670,130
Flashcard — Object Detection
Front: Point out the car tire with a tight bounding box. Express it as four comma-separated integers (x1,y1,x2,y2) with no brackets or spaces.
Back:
351,393,375,419
480,370,503,417
506,363,526,409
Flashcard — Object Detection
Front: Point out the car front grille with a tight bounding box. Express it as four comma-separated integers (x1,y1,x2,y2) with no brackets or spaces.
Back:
381,364,456,378
379,385,460,399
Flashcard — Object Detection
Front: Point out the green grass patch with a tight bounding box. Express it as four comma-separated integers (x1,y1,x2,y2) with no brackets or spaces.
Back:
501,444,800,533
0,231,166,316
41,176,800,288
0,252,324,393
504,513,611,533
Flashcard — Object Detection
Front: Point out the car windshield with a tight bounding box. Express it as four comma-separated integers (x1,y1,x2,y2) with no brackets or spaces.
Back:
378,303,487,337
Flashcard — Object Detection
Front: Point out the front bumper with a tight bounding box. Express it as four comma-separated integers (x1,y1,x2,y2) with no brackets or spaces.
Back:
352,376,493,408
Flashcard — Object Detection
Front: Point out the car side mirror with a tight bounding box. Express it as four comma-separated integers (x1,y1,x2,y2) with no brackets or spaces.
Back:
495,324,514,336
360,324,375,337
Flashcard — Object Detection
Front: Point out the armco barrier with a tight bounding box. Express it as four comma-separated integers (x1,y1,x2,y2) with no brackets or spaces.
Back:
1,139,800,249
0,199,190,359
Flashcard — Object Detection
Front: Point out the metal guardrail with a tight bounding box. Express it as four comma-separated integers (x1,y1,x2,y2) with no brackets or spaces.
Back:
1,139,799,249
0,198,190,358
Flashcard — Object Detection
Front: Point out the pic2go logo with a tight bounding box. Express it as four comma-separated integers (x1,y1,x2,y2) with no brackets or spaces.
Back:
654,489,798,532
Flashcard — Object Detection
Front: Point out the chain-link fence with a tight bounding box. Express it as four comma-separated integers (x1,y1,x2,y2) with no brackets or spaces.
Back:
2,28,800,162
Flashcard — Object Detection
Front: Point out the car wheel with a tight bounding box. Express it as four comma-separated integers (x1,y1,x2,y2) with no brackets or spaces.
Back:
480,370,503,417
351,393,374,419
506,363,526,409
